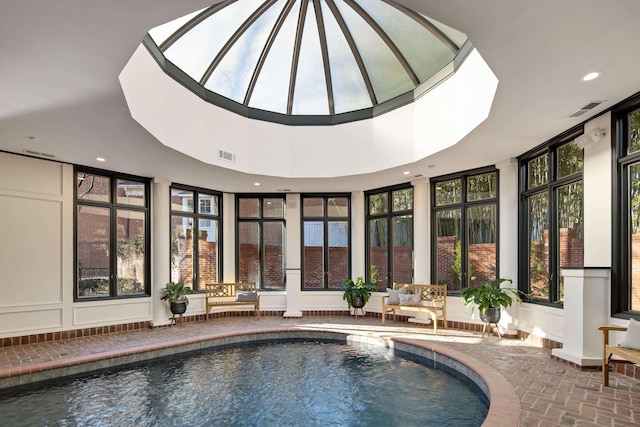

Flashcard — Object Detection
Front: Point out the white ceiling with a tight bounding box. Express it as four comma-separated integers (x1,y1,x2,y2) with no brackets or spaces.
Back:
1,0,639,193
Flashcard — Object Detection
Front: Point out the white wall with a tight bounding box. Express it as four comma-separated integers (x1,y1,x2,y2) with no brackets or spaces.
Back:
0,107,626,343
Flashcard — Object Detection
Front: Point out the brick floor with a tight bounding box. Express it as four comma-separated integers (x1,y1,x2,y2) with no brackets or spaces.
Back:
0,316,638,426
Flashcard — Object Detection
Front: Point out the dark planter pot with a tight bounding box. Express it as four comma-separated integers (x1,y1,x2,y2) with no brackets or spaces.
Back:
170,301,187,315
480,307,501,323
351,296,365,309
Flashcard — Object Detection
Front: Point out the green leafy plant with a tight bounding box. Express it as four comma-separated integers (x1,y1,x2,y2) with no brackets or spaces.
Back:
342,277,377,309
160,281,196,306
460,278,523,315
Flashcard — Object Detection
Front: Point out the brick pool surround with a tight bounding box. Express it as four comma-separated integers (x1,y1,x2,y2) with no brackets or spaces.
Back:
0,325,519,427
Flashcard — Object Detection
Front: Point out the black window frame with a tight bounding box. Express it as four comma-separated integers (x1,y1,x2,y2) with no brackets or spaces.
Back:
236,194,286,290
300,193,351,290
612,92,640,319
169,184,223,291
365,184,414,290
430,166,499,294
518,127,584,307
74,166,151,301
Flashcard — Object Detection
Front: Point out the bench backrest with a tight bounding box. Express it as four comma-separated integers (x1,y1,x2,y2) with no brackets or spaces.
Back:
205,282,256,299
392,283,447,302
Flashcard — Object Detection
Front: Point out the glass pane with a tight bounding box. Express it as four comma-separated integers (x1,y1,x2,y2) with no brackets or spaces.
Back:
263,198,284,218
238,222,260,285
116,210,146,296
248,0,301,113
117,179,145,206
435,179,461,206
369,218,388,289
171,189,194,212
77,173,110,203
263,222,285,289
557,141,583,178
333,0,414,103
528,192,549,300
628,109,640,154
321,1,372,114
356,0,455,83
392,215,413,285
303,221,324,288
239,198,260,218
435,209,461,291
292,1,329,115
198,194,218,216
425,17,467,49
557,182,584,304
207,0,286,103
148,8,204,46
392,188,413,211
170,216,194,287
303,197,324,217
162,0,266,82
369,193,388,215
327,197,348,217
328,221,349,289
198,218,219,289
467,204,497,288
528,154,548,189
77,205,110,298
630,163,640,310
467,173,496,202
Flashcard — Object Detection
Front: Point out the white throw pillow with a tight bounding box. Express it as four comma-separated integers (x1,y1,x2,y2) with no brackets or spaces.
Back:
620,317,640,351
398,292,422,306
386,287,409,305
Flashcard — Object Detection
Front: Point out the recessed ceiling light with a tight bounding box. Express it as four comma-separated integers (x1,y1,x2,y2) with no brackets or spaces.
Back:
581,71,602,82
96,157,106,162
254,182,260,186
403,171,410,175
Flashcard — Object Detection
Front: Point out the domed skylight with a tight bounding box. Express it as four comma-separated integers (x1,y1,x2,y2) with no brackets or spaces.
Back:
146,0,468,125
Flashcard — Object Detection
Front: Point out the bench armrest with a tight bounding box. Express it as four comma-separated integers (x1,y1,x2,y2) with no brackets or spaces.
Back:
599,325,627,332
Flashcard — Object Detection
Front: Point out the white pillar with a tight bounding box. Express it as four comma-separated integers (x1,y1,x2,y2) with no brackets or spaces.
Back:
151,179,171,326
222,193,236,282
497,158,519,335
413,178,430,282
552,268,609,366
351,191,366,278
284,193,302,317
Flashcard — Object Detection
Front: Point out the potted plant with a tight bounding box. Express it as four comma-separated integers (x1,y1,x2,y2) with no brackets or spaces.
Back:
342,277,378,310
460,278,523,323
160,281,196,316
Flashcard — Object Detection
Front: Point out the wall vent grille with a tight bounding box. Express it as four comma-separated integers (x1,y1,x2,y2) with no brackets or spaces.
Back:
218,149,236,162
569,100,603,118
23,149,55,158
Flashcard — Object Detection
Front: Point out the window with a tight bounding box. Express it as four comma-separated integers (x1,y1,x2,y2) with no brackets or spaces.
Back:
75,168,150,299
519,132,583,305
614,95,640,316
170,186,222,290
302,195,350,289
431,168,498,292
237,195,285,290
366,185,413,290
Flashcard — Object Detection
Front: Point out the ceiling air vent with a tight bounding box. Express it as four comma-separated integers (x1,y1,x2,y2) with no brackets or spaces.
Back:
217,149,235,162
23,149,55,158
568,100,603,118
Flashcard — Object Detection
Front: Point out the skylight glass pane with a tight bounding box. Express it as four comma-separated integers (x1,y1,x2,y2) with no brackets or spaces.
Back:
292,1,329,115
321,1,371,114
148,8,205,46
425,16,468,49
333,0,414,103
248,0,301,113
207,0,287,103
355,0,455,83
163,0,265,82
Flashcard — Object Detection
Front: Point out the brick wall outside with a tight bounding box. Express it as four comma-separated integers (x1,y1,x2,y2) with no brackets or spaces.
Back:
436,235,496,292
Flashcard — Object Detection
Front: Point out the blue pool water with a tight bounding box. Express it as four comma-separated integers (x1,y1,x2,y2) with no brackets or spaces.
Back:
0,341,488,426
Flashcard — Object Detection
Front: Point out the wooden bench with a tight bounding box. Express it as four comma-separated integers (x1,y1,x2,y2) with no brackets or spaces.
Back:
599,325,640,386
205,283,260,320
381,283,447,333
